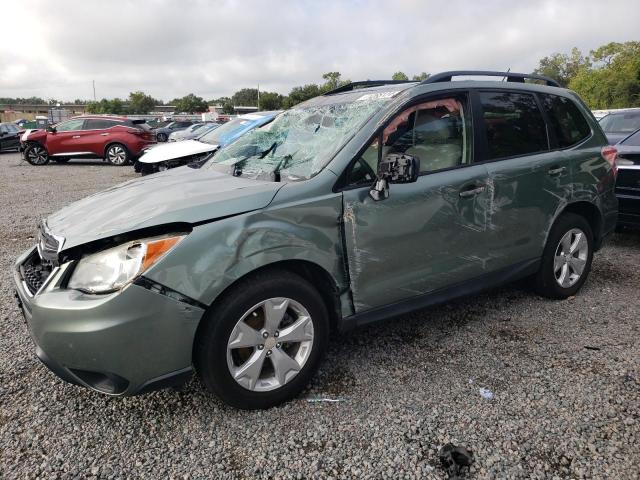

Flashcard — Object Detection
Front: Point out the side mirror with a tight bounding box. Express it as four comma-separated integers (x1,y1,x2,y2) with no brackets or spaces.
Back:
369,153,420,201
47,125,56,133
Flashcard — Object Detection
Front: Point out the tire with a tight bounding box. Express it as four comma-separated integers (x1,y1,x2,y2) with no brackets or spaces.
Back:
105,143,130,166
195,270,329,409
24,143,49,165
157,132,168,142
534,212,594,299
53,157,70,163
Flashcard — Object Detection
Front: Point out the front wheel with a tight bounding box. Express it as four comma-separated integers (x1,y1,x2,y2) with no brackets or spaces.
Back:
534,213,593,299
156,132,168,142
105,143,130,166
195,270,329,409
24,143,49,165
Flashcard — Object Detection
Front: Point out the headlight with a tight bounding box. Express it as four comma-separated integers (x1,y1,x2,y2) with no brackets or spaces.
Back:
68,234,185,294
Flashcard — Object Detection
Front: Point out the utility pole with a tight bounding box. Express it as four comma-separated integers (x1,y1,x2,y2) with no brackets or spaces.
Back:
92,80,96,101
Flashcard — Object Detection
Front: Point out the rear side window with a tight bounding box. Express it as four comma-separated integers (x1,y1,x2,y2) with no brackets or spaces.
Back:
540,94,591,148
84,119,121,130
479,91,548,160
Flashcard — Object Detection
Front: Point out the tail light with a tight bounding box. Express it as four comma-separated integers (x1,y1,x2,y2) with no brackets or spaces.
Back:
601,145,618,177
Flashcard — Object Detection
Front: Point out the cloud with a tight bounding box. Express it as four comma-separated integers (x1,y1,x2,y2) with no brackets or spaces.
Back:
1,0,637,101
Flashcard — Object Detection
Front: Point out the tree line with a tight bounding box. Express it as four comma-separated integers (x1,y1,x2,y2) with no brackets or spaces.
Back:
4,41,637,114
534,41,640,109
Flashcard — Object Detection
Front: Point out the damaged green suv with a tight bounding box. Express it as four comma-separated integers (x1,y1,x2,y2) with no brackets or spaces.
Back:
14,71,618,409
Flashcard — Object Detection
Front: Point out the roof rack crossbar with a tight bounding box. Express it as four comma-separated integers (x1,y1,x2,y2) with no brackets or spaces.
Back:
323,80,414,96
421,70,561,88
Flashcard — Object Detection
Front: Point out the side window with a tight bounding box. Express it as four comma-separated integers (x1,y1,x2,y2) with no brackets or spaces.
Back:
0,125,7,134
55,119,85,132
540,94,591,148
347,96,470,185
84,119,119,129
479,91,548,160
7,124,18,133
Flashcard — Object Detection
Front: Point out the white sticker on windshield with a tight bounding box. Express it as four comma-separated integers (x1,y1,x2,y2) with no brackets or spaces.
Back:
355,91,399,102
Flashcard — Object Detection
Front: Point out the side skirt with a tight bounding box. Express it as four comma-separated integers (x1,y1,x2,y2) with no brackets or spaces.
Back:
339,258,540,332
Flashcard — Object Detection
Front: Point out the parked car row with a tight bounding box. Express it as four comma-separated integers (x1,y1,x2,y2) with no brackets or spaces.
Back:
135,111,279,174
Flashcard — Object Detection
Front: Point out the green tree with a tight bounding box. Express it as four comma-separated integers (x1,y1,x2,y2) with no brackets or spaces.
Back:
283,84,324,108
569,41,640,109
172,93,208,113
259,91,285,110
392,71,409,81
412,72,430,81
533,47,590,87
128,91,158,114
232,88,259,107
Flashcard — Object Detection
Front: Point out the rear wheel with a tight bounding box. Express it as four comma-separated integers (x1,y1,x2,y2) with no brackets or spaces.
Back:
195,270,329,409
105,143,130,166
24,143,49,165
157,132,168,142
534,213,593,299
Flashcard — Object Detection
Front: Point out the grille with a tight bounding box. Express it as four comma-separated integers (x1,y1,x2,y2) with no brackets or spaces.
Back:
21,252,53,295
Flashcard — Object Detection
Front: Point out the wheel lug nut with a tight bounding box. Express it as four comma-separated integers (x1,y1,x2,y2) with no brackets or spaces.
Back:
266,350,272,356
258,345,264,350
276,343,281,348
274,331,279,338
262,331,269,338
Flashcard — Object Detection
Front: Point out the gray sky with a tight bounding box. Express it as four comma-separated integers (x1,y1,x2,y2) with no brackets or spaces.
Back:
1,0,638,102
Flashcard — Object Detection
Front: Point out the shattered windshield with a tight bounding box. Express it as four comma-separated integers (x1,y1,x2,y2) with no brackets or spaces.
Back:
205,94,394,181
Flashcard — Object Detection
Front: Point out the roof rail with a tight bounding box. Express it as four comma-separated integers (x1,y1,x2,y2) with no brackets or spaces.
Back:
323,80,414,96
421,70,561,87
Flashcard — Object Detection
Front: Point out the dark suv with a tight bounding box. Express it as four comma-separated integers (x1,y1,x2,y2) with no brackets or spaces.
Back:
13,71,617,409
22,116,156,166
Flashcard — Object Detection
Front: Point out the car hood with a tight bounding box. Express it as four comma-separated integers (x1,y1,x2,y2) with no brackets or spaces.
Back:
139,139,218,164
45,166,283,249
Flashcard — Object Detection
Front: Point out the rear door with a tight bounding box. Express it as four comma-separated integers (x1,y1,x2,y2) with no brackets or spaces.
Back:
45,118,86,155
341,92,493,312
474,90,572,268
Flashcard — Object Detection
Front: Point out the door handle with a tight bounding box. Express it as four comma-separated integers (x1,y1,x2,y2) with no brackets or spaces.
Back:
459,185,486,198
72,135,81,139
548,166,566,176
100,133,109,136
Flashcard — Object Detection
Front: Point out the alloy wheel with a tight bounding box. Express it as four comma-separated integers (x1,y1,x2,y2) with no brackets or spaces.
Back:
107,145,127,165
554,228,589,288
226,297,314,392
26,145,48,165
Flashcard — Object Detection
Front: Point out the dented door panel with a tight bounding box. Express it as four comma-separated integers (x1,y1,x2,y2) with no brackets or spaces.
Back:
342,164,491,312
484,150,573,269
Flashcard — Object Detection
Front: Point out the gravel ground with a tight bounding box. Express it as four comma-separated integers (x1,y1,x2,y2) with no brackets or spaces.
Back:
0,151,638,479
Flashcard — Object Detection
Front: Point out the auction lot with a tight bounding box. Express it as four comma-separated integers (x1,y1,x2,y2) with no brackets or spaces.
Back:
0,151,638,478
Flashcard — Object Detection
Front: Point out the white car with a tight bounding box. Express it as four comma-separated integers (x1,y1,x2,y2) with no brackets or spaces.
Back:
135,111,280,174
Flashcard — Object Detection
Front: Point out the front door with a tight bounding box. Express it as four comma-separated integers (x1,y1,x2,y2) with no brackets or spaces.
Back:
46,118,86,155
341,94,492,312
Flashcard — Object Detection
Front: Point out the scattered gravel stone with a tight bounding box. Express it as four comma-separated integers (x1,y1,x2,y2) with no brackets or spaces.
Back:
0,152,639,478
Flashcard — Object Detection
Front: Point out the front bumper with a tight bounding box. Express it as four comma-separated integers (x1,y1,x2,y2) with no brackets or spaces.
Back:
13,246,205,396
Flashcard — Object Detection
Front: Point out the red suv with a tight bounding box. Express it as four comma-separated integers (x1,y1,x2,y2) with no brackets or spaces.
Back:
22,116,156,166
